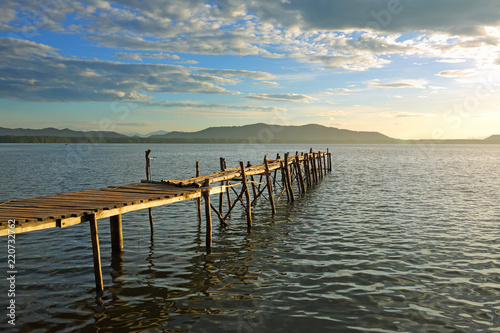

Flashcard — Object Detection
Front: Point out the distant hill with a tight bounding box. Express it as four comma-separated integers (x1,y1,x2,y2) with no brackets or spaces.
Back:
151,123,396,143
0,126,126,138
0,124,498,144
484,135,500,143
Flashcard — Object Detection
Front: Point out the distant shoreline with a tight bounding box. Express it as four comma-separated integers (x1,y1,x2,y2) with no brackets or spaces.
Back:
0,136,498,144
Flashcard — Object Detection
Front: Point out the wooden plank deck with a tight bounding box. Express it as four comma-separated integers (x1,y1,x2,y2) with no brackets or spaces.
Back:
0,182,225,236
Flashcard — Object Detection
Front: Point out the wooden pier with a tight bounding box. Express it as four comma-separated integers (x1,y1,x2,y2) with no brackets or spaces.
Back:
0,149,332,295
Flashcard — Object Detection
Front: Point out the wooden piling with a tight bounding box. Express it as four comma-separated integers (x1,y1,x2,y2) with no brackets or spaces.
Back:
264,156,276,215
327,148,332,171
203,179,212,253
239,161,252,229
295,155,306,194
145,149,154,235
323,151,327,174
271,153,279,187
219,158,225,214
284,153,295,202
109,214,123,254
145,149,152,182
223,158,232,212
196,162,202,223
318,151,324,178
280,161,290,201
89,214,104,295
304,153,311,187
313,153,319,183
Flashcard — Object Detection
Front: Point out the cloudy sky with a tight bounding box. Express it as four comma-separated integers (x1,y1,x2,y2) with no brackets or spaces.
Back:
1,0,499,139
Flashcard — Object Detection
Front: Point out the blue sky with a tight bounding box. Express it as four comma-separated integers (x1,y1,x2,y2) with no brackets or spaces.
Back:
1,0,499,139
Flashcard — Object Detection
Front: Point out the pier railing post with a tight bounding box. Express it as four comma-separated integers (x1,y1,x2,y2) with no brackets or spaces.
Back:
89,214,104,296
203,179,212,253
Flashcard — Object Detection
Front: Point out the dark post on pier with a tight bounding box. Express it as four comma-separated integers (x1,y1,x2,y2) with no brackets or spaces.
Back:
0,148,333,295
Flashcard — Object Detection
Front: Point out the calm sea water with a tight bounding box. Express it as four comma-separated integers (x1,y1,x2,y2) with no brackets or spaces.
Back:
0,143,499,332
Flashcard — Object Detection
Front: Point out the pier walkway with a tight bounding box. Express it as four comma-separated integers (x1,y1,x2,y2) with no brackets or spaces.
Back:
0,149,332,294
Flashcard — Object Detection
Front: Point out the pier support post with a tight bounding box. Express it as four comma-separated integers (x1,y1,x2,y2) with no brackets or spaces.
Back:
273,154,280,186
203,179,212,253
304,153,311,187
239,161,252,229
89,214,104,296
311,153,318,183
284,153,295,202
327,148,332,172
196,162,202,224
323,151,327,174
264,156,276,215
110,214,123,254
295,155,306,194
145,149,154,235
318,151,324,178
219,158,225,215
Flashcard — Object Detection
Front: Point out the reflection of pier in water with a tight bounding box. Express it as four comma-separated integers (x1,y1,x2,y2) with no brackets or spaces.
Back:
0,149,332,295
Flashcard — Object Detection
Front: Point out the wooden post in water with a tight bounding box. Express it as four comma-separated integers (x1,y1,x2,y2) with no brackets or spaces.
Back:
223,158,232,215
280,161,290,201
239,161,252,229
327,148,332,172
295,155,305,194
273,153,280,186
196,162,202,224
318,151,324,178
145,149,152,182
284,153,295,202
89,214,104,296
110,214,123,254
203,179,212,253
304,153,311,187
219,158,225,215
311,152,318,183
264,156,276,215
323,151,327,174
145,149,154,235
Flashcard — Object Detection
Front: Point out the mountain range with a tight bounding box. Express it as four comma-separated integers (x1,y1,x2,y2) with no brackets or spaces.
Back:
0,124,498,144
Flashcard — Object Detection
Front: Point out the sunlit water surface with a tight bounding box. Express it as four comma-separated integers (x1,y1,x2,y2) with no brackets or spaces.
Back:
0,144,499,332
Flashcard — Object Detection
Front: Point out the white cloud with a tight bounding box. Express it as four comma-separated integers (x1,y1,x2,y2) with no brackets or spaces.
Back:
114,52,181,61
255,81,279,85
0,37,285,103
368,79,428,89
437,69,476,77
245,93,317,103
1,0,499,80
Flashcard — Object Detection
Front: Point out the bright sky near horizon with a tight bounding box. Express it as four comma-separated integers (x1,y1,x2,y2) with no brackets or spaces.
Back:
1,0,499,139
